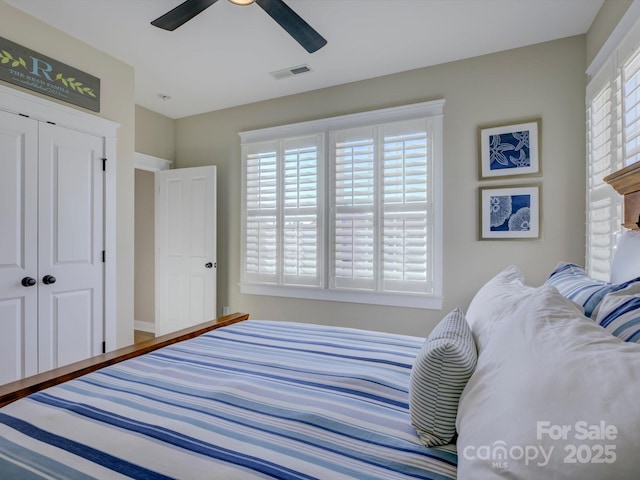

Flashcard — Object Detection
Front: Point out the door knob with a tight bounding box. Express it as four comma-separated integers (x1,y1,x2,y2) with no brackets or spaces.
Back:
205,262,213,269
21,277,36,287
42,275,57,285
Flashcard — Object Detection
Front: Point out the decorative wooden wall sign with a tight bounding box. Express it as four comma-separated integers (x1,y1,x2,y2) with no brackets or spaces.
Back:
0,36,100,112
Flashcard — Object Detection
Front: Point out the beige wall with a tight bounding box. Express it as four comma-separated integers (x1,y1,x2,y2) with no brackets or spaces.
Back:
135,105,176,161
175,35,587,337
0,1,135,347
586,0,632,67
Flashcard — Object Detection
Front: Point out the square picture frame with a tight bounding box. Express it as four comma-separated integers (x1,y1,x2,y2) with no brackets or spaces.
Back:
480,185,540,240
478,119,540,179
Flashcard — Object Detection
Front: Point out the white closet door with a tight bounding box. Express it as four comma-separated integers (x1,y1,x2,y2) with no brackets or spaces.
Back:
37,123,104,371
0,110,38,384
156,166,217,336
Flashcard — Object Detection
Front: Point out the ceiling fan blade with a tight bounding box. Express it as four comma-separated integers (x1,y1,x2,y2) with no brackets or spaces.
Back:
151,0,219,31
255,0,327,53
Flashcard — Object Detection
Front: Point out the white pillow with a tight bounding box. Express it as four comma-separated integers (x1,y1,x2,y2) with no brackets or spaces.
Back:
466,265,535,352
409,308,477,447
457,285,640,479
610,229,640,283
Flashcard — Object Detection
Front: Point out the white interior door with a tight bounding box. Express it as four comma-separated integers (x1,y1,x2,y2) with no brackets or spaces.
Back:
0,110,38,384
156,166,216,336
37,123,104,371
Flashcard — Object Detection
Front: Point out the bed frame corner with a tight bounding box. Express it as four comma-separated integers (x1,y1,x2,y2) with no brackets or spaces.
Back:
0,312,250,408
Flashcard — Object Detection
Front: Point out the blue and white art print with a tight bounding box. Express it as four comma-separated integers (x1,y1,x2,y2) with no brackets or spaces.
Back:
481,185,540,239
479,120,540,179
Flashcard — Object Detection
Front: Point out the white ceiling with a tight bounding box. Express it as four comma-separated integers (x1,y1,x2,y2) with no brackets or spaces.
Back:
7,0,604,119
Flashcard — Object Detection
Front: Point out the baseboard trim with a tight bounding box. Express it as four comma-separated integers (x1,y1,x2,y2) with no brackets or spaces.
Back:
134,320,155,333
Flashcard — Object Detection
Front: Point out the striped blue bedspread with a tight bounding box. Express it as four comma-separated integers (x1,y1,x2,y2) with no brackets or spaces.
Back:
0,320,457,479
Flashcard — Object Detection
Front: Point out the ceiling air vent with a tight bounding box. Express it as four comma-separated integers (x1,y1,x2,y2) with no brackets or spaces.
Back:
269,64,312,80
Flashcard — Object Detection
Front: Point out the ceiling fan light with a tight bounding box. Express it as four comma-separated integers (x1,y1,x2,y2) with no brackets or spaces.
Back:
228,0,255,5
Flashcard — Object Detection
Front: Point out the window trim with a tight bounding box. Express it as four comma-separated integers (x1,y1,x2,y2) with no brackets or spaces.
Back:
585,4,640,280
239,100,444,309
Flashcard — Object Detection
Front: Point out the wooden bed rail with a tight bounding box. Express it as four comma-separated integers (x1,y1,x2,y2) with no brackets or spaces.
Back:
0,312,250,408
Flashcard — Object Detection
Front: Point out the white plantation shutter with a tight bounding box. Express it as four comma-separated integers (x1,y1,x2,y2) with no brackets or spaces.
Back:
244,146,278,282
283,139,322,286
330,119,435,295
240,99,443,308
587,77,622,281
623,49,640,166
382,122,431,294
242,136,322,287
332,128,376,290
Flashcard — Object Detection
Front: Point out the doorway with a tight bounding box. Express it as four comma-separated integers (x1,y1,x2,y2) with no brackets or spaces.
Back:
135,168,156,339
133,152,172,341
133,154,217,339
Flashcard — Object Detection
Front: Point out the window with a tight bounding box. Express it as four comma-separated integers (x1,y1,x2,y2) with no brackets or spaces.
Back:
586,8,640,280
586,76,621,281
240,100,444,309
243,136,323,288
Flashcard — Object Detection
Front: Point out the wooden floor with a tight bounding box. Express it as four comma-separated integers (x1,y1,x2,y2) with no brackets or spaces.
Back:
134,330,155,344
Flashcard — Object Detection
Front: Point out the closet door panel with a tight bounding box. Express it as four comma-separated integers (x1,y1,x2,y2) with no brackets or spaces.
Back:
55,146,93,263
38,123,104,371
0,110,38,383
0,299,31,385
49,290,94,367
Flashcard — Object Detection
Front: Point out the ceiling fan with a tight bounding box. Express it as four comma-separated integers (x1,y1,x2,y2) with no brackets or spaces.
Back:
151,0,327,53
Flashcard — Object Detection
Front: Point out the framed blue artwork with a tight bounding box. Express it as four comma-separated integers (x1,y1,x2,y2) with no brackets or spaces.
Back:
480,185,540,239
479,119,540,179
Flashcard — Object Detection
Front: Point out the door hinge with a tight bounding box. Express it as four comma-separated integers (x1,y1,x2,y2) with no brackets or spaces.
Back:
18,113,29,118
102,250,106,263
102,341,106,354
102,158,107,171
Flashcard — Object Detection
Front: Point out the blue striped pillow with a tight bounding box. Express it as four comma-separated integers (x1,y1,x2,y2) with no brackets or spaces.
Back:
409,308,477,447
595,294,640,343
545,262,640,317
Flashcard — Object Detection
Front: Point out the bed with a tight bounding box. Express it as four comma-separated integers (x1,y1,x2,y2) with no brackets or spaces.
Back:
0,315,457,479
0,166,639,480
